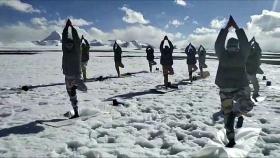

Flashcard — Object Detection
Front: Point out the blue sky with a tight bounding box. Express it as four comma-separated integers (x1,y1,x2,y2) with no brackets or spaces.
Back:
0,0,280,51
0,0,275,34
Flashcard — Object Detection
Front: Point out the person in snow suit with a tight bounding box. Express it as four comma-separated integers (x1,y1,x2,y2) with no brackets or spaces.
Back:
160,36,174,87
62,19,87,119
215,16,255,148
185,43,198,81
146,45,157,72
246,37,262,101
80,35,90,81
113,41,124,77
198,45,208,77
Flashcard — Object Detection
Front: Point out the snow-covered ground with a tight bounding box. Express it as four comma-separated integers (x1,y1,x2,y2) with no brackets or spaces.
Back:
0,49,280,157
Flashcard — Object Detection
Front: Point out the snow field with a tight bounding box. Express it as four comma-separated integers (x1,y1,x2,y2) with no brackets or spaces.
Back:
0,50,280,157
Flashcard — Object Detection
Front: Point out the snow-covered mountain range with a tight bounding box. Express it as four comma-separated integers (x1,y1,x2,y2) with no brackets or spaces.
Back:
33,31,151,49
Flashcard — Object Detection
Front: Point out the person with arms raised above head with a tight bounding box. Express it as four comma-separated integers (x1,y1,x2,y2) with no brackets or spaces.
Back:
146,45,157,72
215,15,254,148
185,43,198,82
198,45,208,78
160,36,174,88
80,35,90,82
113,41,124,77
62,19,87,119
247,37,262,101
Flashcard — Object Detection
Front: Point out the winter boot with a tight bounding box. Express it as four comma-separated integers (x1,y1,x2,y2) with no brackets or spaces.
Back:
70,107,79,119
226,139,236,148
167,82,172,88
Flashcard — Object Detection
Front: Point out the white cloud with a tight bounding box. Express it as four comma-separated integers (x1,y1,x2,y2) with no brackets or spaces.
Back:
0,17,183,48
110,25,182,47
0,22,52,43
88,27,109,41
194,27,217,34
210,18,226,29
169,19,184,28
85,25,185,47
3,10,280,52
247,10,280,32
179,10,280,51
184,16,190,21
245,10,280,52
272,0,279,11
68,17,93,27
120,6,149,24
31,17,48,26
50,17,93,27
0,16,93,43
30,17,93,28
174,0,187,7
192,20,199,25
0,0,40,13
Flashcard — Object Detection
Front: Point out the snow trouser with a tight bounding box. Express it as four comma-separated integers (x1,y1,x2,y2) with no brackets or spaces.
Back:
115,61,124,77
247,73,259,97
148,60,157,72
199,63,207,77
188,64,198,81
65,75,87,109
219,87,253,141
81,61,88,80
162,65,174,86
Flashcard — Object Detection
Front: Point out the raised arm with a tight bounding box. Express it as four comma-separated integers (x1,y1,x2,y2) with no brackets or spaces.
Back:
168,40,174,50
254,42,262,57
62,26,68,43
71,27,80,45
160,40,164,52
236,28,250,60
84,39,90,50
113,42,117,51
198,45,202,52
118,44,122,53
185,44,190,53
191,44,196,52
201,45,205,51
151,46,154,53
215,29,228,58
62,19,71,42
84,39,89,46
250,37,256,46
215,16,240,58
255,42,261,53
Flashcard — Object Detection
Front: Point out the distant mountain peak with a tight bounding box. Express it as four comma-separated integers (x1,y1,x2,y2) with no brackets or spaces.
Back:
42,31,61,41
